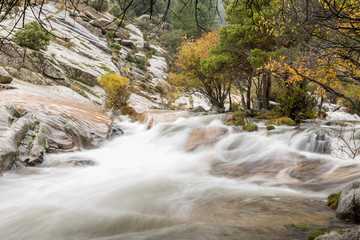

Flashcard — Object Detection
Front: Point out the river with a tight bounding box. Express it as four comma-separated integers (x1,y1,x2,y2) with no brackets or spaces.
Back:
0,113,359,240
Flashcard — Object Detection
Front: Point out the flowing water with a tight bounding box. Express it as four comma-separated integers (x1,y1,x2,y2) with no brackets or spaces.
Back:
1,113,359,240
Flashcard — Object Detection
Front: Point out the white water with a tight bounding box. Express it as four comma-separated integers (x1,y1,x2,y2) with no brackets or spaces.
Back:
0,114,357,240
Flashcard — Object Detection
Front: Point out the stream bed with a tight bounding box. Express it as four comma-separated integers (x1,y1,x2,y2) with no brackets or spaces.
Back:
0,114,359,240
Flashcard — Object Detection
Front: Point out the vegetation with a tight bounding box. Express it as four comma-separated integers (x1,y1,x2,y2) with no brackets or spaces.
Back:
265,117,297,126
88,0,109,12
266,125,275,131
126,54,147,70
327,192,342,210
306,232,326,240
98,73,131,110
13,21,50,50
171,31,231,108
243,123,259,132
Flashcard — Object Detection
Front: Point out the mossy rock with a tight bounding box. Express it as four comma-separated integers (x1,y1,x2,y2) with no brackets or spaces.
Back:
231,111,245,121
234,118,245,126
327,191,341,210
120,106,138,120
266,125,275,131
306,231,326,240
265,117,296,126
243,123,258,132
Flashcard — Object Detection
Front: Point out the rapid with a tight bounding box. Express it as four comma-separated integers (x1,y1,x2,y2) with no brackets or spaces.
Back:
1,112,359,240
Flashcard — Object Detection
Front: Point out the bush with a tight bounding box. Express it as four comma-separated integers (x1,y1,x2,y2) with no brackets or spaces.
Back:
231,111,245,121
109,3,121,16
120,106,138,120
126,53,147,70
243,123,259,132
327,192,341,210
88,0,109,12
265,117,296,126
266,125,275,131
13,21,50,50
98,73,131,110
278,85,317,122
160,29,186,54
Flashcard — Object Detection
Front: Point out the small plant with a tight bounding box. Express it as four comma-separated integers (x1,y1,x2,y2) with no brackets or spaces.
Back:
327,192,342,210
266,125,275,131
306,231,326,240
243,123,259,132
71,84,89,99
98,73,131,110
109,42,122,52
13,21,50,50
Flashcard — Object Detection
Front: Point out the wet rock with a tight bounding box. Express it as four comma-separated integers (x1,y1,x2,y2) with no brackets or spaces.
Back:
0,109,37,172
55,159,95,168
315,226,360,240
336,181,360,223
210,105,225,113
110,124,124,139
0,66,13,84
184,127,228,151
192,106,206,112
0,82,111,171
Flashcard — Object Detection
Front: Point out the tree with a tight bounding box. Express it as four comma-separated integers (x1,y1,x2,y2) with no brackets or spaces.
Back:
170,31,230,108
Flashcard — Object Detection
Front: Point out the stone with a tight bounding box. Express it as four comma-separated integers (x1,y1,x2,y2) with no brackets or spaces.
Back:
121,40,137,50
0,66,12,84
210,105,225,113
138,14,151,22
0,42,25,69
114,28,128,39
192,106,206,112
126,24,143,37
59,62,97,86
110,124,124,139
75,19,103,36
184,127,228,151
336,181,360,222
315,226,360,240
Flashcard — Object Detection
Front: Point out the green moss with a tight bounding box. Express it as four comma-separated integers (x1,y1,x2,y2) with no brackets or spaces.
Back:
265,117,296,126
327,192,342,210
231,111,245,121
243,123,258,132
100,64,111,73
306,231,326,240
266,125,275,131
285,223,321,231
234,118,245,126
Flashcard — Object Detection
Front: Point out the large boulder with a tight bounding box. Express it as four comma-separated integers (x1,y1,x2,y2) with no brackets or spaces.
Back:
336,181,360,222
121,40,137,50
59,62,97,86
0,66,12,84
315,226,360,240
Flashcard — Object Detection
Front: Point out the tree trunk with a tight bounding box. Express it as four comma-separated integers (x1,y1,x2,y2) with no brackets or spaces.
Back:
246,77,252,110
262,71,271,110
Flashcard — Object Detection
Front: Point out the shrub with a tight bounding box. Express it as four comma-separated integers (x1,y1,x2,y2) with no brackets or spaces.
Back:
109,3,121,16
231,111,245,121
88,0,109,12
327,192,342,210
243,123,259,132
98,73,131,110
234,118,245,126
160,29,186,54
109,42,122,52
13,21,50,50
126,53,147,70
120,106,138,120
265,117,296,126
278,85,317,122
266,125,275,131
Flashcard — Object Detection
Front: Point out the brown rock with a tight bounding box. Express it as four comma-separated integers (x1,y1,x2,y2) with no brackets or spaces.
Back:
184,127,228,151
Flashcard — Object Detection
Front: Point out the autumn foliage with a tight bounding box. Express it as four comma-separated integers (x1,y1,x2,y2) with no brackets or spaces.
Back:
98,73,131,110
